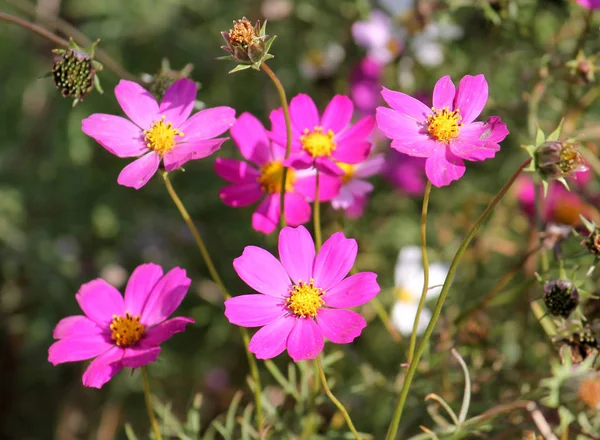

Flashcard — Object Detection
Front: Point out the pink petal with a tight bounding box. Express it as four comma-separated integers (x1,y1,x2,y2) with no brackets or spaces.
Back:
450,125,498,161
331,186,355,210
345,195,368,219
432,75,456,109
354,154,385,178
332,141,372,165
231,113,273,165
316,157,344,176
163,138,227,171
48,335,113,365
285,152,314,171
215,158,260,184
316,309,366,344
312,232,357,290
141,267,191,326
142,317,195,345
335,115,375,146
454,74,488,124
82,346,124,389
76,279,125,326
252,193,280,234
225,294,286,327
269,108,302,150
295,173,342,202
284,192,311,227
82,114,147,158
375,107,423,142
117,152,160,190
158,79,197,128
219,183,264,207
290,94,320,132
233,244,291,297
286,318,324,361
53,315,102,339
390,137,438,158
278,225,315,283
345,179,373,197
248,315,296,359
425,148,466,187
178,107,236,142
122,346,161,368
321,272,380,308
381,87,431,120
124,263,164,317
321,95,353,133
115,80,159,129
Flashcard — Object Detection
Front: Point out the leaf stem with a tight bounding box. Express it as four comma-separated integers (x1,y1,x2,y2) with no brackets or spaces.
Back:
141,366,162,440
314,170,323,251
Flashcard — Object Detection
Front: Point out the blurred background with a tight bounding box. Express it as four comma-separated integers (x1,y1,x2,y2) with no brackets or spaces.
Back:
1,0,600,438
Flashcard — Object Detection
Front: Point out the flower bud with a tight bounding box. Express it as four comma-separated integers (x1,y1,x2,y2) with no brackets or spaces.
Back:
220,17,275,72
566,50,598,84
52,39,102,105
543,280,579,318
534,141,588,179
141,59,194,101
581,228,600,257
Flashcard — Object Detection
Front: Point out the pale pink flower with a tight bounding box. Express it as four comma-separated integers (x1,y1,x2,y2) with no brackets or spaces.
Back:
82,79,235,189
352,10,403,64
48,264,194,388
269,94,375,176
350,56,384,115
224,226,380,361
384,150,428,196
376,75,509,187
215,113,341,234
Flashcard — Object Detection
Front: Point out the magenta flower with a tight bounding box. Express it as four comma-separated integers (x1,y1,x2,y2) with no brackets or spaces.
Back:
82,79,235,189
269,94,375,176
376,75,509,187
576,0,600,9
384,150,428,196
350,56,384,115
48,264,194,388
332,154,385,218
215,113,342,234
224,226,380,361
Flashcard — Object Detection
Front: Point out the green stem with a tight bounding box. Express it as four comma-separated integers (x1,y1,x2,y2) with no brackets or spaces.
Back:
314,170,323,251
161,171,265,433
385,159,531,440
371,297,402,343
407,180,432,363
0,12,69,46
317,356,361,440
262,62,292,229
141,366,162,440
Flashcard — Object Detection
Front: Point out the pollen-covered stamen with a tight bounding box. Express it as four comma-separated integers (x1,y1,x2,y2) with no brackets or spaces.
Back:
337,162,355,184
301,126,336,158
109,312,145,347
426,107,462,143
286,279,325,318
258,161,296,193
143,116,184,155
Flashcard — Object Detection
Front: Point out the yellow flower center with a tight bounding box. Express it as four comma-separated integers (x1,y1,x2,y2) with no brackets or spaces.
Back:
337,162,355,184
109,312,145,347
258,161,296,193
395,287,414,303
286,279,325,318
426,107,462,143
143,116,184,155
301,126,336,158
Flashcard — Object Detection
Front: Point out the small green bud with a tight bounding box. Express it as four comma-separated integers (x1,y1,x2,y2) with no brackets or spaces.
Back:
141,59,195,101
543,280,579,318
566,50,598,85
534,141,588,179
220,17,275,72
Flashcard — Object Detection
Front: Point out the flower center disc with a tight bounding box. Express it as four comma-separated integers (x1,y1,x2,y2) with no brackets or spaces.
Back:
337,162,355,184
301,126,336,158
395,287,414,303
286,280,324,318
426,107,462,143
258,160,296,193
144,116,184,155
110,312,145,347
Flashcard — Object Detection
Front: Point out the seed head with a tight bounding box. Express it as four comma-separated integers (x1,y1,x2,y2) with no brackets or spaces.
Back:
219,17,275,72
543,280,579,318
534,141,588,179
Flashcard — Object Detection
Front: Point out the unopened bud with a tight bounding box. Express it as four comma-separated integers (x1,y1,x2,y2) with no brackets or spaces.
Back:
141,59,194,101
566,50,598,84
219,17,275,72
543,280,579,318
581,228,600,257
535,141,588,179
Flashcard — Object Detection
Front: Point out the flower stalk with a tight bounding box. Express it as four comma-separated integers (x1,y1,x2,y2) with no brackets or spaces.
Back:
141,366,163,440
314,170,323,251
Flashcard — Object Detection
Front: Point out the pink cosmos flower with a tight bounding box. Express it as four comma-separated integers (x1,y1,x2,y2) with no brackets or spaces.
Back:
376,75,509,187
352,10,403,64
215,113,342,234
576,0,600,9
384,150,428,196
350,57,384,115
269,94,375,177
48,264,194,388
82,79,235,189
332,154,385,218
224,226,380,361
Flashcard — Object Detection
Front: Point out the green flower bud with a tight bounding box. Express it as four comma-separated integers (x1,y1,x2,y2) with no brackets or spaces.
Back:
141,59,194,101
534,141,588,179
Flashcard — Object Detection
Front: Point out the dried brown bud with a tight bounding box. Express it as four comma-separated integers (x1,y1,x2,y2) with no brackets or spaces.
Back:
219,17,275,71
535,141,588,179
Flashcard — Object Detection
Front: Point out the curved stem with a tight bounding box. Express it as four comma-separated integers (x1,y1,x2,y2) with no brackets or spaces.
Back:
385,159,531,440
314,170,323,251
161,171,264,432
141,366,163,440
371,297,401,343
0,12,68,46
316,356,362,440
262,62,292,229
407,180,432,363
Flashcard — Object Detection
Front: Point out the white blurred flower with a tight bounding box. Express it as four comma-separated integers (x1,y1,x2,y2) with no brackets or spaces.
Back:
299,43,345,80
411,19,463,67
390,246,449,336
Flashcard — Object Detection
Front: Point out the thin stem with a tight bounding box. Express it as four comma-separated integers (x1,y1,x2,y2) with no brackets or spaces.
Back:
407,180,432,363
0,12,69,46
161,171,264,432
314,170,323,251
371,297,401,343
316,356,361,440
262,62,292,229
385,159,531,440
141,366,162,440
